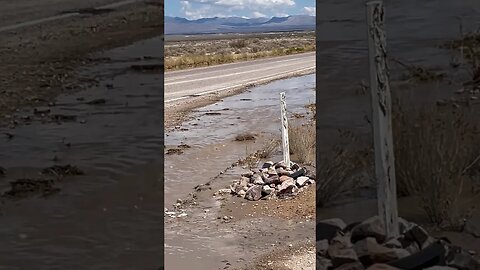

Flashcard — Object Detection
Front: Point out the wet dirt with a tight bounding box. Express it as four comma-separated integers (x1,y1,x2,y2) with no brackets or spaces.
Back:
164,74,315,270
0,37,163,269
317,0,480,253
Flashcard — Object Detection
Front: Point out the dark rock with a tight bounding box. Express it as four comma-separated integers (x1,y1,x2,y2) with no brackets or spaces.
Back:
0,166,5,176
289,167,306,178
291,163,300,170
446,248,480,270
387,241,446,270
245,185,262,201
317,222,342,242
404,225,432,249
262,161,274,169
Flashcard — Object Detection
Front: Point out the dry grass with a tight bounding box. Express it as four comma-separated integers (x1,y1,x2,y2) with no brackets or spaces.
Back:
393,102,480,228
316,131,373,208
165,32,315,70
288,122,315,165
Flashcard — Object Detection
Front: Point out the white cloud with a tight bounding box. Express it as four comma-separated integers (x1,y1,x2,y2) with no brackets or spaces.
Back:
303,6,315,16
180,0,296,19
251,11,267,18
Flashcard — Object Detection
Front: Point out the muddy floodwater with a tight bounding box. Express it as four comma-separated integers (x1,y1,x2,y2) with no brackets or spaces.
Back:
317,0,480,253
0,37,162,269
164,74,315,269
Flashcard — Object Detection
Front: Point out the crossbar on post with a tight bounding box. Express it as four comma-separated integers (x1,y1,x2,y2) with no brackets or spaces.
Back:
280,92,291,169
366,0,399,239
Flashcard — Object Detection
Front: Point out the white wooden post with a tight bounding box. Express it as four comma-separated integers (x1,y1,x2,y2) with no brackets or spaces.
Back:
280,92,291,168
366,0,399,239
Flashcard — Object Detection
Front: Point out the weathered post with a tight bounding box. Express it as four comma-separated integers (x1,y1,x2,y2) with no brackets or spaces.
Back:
366,0,399,238
280,92,291,168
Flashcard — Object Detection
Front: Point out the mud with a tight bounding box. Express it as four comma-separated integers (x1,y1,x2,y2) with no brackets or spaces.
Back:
164,74,315,269
317,0,480,261
0,36,163,269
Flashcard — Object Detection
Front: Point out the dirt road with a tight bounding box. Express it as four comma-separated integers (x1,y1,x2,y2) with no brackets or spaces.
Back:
164,52,315,103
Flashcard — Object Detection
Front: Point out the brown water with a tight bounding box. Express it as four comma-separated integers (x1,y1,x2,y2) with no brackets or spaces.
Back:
164,74,315,269
317,0,480,222
0,37,163,269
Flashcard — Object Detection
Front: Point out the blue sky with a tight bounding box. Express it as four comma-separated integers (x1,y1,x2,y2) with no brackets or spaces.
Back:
165,0,316,19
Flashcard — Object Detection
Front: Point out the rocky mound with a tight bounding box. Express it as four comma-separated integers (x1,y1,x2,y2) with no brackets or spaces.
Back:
217,160,315,201
317,216,480,270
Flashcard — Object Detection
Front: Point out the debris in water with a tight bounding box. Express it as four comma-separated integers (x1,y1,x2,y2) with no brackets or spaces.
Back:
2,178,59,198
86,98,106,105
41,165,84,176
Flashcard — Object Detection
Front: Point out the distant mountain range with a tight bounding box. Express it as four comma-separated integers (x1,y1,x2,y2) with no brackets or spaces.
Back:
165,15,315,35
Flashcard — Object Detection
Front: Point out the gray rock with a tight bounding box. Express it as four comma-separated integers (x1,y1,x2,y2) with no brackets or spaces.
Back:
446,250,480,270
262,185,273,195
277,178,297,196
245,185,262,201
404,224,432,248
328,245,359,268
296,176,310,187
354,237,410,264
237,190,246,198
316,256,333,270
352,216,387,244
336,262,365,270
276,167,290,175
319,218,347,231
263,175,280,185
241,171,254,177
253,177,264,185
267,166,277,175
464,216,480,238
251,173,263,184
279,175,293,183
317,239,329,257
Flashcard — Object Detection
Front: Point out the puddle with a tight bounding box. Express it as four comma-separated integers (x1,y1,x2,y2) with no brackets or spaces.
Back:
0,37,163,269
164,74,315,269
316,0,480,235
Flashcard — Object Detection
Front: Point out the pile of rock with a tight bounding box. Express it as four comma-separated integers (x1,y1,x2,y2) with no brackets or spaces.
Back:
316,216,480,270
220,160,315,201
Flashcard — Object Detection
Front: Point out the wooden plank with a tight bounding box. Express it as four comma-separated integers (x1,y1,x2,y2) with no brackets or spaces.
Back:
280,92,291,168
366,0,399,239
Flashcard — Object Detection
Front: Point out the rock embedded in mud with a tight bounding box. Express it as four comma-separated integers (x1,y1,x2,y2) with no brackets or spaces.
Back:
245,185,262,201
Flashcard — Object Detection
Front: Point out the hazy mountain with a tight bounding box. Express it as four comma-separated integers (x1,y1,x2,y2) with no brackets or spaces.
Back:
164,15,315,35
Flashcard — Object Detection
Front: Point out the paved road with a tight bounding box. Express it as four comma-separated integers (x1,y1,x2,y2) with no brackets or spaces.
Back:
164,52,316,103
